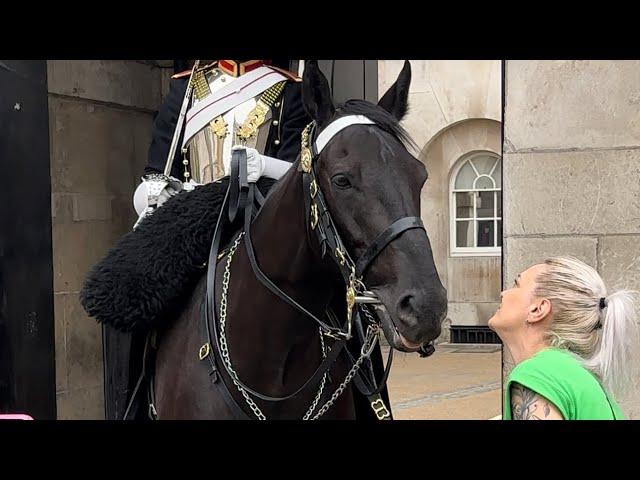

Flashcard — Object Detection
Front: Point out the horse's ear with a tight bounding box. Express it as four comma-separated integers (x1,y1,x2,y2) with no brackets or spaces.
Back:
377,60,411,121
302,60,335,127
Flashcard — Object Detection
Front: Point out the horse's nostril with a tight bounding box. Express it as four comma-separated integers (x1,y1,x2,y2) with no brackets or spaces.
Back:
399,294,415,313
397,293,419,323
396,290,446,326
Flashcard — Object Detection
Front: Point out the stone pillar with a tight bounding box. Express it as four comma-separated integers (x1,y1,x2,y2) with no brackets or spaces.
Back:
48,60,164,419
504,60,640,417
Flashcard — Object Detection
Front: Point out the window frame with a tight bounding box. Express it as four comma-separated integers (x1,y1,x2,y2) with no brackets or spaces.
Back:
450,151,502,257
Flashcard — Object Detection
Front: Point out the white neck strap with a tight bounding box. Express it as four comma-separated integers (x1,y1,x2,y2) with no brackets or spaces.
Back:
314,115,375,154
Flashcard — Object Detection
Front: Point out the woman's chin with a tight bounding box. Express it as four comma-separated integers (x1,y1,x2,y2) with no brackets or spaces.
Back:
487,313,499,332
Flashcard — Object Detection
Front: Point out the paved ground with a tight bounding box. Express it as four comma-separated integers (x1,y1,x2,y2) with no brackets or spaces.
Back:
384,343,502,420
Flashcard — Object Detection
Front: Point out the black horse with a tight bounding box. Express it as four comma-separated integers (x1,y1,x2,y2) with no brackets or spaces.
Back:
149,61,448,419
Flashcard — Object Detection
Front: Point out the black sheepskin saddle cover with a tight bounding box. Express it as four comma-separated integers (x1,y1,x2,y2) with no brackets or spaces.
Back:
80,177,276,333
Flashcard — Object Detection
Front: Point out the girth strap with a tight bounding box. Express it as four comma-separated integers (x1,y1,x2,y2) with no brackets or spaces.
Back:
122,330,158,420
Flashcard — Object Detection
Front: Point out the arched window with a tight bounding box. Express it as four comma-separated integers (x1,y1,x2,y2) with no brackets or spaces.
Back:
450,152,502,255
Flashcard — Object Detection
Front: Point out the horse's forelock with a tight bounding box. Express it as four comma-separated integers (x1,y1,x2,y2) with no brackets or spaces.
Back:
336,99,417,153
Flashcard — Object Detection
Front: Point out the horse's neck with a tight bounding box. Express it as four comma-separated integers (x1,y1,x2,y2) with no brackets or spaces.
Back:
250,165,329,297
223,166,336,388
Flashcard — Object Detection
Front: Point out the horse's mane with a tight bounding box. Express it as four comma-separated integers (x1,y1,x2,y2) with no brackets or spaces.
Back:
337,99,417,152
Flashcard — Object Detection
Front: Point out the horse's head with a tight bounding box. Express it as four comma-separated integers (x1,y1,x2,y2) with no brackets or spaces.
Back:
301,60,448,352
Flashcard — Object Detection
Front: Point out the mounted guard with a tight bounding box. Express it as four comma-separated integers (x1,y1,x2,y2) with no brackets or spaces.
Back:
133,59,307,224
81,60,439,420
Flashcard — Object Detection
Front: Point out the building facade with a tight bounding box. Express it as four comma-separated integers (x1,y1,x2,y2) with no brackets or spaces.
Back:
379,60,502,344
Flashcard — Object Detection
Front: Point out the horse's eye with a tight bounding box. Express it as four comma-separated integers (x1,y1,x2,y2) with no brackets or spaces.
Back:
331,174,352,189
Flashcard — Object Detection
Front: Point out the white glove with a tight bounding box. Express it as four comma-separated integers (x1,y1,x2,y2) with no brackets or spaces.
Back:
230,145,263,183
132,177,183,216
159,184,181,203
230,145,292,183
182,178,201,191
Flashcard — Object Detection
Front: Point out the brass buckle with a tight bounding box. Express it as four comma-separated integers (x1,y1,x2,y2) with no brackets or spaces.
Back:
310,203,319,229
301,147,313,173
199,343,211,360
346,285,355,322
371,398,391,420
323,329,349,341
300,123,313,173
323,331,341,340
346,267,356,325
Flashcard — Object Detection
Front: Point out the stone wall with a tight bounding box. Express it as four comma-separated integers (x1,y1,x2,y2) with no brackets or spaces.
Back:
504,60,640,417
379,61,502,339
49,60,166,419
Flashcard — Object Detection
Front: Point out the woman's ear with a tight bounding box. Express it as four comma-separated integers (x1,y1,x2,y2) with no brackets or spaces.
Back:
528,298,552,324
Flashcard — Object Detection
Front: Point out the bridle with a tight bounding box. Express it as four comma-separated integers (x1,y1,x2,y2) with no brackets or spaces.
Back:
300,116,427,337
199,114,433,420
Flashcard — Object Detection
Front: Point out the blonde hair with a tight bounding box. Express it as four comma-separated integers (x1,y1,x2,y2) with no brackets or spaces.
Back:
533,256,640,400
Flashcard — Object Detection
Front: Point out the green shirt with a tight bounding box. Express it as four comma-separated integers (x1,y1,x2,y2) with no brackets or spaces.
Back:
504,347,624,420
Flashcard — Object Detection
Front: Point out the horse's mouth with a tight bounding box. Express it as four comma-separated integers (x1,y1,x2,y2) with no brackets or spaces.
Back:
369,302,424,353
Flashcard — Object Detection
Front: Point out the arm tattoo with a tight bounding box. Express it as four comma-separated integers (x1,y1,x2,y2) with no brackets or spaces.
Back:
511,383,555,420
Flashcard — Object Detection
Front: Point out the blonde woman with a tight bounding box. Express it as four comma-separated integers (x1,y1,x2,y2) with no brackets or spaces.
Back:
489,256,639,420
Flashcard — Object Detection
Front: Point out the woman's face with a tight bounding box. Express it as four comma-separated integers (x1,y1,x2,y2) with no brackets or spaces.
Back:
489,263,546,336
